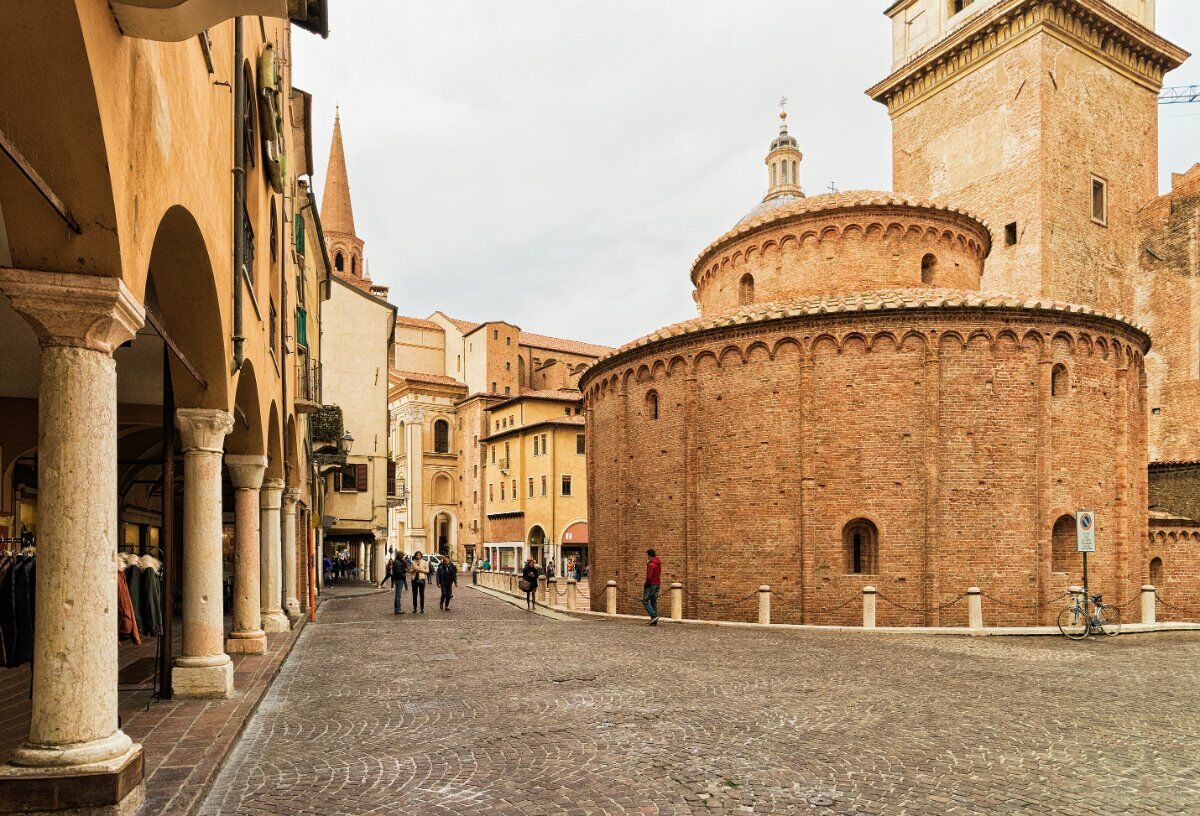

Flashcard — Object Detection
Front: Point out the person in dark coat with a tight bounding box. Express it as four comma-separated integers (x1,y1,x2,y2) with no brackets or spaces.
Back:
436,559,458,611
520,559,539,611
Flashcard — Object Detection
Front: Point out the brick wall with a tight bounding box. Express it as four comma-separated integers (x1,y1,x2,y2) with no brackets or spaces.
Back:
1148,521,1200,621
585,308,1163,627
1149,463,1200,523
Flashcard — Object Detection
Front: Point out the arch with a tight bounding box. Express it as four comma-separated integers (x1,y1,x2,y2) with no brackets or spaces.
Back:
1051,514,1077,573
226,358,265,457
142,206,230,411
265,401,283,479
431,510,456,558
1149,556,1163,587
527,524,547,549
1051,363,1069,397
433,418,450,453
738,273,755,305
843,518,878,575
920,253,936,284
645,390,659,420
431,471,454,505
351,255,357,276
334,251,344,272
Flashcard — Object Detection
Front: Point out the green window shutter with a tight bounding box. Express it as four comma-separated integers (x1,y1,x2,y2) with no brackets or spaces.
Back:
295,306,308,347
294,214,305,256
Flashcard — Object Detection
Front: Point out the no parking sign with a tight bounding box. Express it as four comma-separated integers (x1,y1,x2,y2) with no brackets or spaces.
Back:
1076,510,1096,553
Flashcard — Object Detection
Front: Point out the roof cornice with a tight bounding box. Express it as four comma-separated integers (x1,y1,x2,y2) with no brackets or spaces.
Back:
867,0,1188,116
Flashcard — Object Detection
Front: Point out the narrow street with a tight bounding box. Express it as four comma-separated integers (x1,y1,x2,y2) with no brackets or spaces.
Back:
198,586,1200,815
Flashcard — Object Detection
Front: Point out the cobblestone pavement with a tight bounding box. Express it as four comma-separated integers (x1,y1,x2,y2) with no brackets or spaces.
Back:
197,585,1200,815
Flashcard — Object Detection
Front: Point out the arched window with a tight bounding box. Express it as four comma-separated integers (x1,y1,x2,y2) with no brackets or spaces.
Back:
1051,364,1068,398
1051,514,1076,573
792,161,797,183
843,519,878,575
781,162,788,184
645,390,659,420
433,419,450,453
1149,556,1163,587
334,252,344,272
920,253,937,284
739,273,755,306
771,163,777,187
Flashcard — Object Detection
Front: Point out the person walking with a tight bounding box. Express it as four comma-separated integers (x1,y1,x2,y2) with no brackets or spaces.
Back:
390,554,408,614
410,551,429,613
643,548,661,625
436,558,458,611
520,558,539,611
380,553,394,588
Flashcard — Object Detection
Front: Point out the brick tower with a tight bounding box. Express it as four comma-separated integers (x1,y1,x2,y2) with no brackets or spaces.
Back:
868,0,1187,314
321,109,387,297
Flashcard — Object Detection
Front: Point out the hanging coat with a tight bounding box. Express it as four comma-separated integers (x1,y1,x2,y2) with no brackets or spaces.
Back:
11,556,35,667
0,554,13,667
140,566,163,637
117,569,141,645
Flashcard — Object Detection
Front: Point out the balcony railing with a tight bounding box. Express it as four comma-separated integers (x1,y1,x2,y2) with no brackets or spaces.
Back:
295,356,322,413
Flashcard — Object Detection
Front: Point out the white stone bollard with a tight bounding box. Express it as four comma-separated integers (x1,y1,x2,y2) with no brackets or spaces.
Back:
567,578,578,610
606,580,617,615
548,577,558,606
758,585,771,625
670,582,683,620
863,586,877,629
1142,585,1156,624
967,586,983,629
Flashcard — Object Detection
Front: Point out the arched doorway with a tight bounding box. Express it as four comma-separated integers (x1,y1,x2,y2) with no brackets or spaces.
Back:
527,524,547,566
432,511,454,558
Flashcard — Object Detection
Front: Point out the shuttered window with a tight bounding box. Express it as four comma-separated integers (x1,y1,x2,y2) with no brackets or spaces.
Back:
339,463,368,493
296,306,308,348
387,460,397,496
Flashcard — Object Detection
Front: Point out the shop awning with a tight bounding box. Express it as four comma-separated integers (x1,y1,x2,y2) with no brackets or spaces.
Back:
561,522,589,545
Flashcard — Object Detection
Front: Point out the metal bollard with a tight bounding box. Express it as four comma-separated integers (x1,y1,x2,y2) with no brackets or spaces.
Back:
548,577,558,607
670,582,683,620
863,586,877,628
606,580,617,615
1141,585,1156,624
567,578,578,610
967,586,983,629
758,585,771,625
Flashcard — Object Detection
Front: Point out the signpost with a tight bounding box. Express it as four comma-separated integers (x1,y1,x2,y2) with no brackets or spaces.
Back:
1077,509,1096,610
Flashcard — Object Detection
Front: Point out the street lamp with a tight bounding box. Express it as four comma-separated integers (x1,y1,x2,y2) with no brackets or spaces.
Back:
340,430,354,455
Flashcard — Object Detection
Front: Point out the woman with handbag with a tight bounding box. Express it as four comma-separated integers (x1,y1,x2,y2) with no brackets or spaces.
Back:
410,552,429,613
520,559,539,611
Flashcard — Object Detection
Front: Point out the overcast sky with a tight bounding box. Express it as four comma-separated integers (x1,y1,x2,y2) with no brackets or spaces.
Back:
292,1,1200,349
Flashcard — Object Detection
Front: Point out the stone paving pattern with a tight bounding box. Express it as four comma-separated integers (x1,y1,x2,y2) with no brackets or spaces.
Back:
198,586,1200,815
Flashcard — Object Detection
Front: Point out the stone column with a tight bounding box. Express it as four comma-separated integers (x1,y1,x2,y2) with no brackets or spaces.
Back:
0,270,143,774
373,535,387,587
260,478,290,632
225,456,267,655
174,408,236,698
281,488,302,620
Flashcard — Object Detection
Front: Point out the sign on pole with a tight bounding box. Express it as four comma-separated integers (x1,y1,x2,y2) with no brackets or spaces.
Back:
1076,509,1096,553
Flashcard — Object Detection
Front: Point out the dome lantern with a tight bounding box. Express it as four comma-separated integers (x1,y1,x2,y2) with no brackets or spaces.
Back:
764,97,804,202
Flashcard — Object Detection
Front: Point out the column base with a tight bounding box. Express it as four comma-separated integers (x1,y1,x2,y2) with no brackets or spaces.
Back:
261,610,291,633
172,655,234,698
284,599,301,621
225,629,267,655
0,743,143,815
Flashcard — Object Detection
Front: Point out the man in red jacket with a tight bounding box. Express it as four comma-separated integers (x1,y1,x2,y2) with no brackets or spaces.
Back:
643,549,662,625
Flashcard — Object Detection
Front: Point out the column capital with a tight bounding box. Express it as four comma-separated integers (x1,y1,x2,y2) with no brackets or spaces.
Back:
226,455,267,490
261,478,285,509
176,408,234,453
0,269,144,354
281,487,301,511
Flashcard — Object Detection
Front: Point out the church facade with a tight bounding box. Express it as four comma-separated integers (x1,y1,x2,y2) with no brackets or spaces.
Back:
582,0,1199,625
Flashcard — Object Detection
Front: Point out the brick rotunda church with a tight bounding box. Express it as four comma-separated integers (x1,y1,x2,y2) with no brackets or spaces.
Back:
581,0,1197,627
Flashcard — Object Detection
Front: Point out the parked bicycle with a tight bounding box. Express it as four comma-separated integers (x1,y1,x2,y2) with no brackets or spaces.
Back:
1057,592,1121,640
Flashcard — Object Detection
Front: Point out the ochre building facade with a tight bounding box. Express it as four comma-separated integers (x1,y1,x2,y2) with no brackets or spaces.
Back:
583,0,1197,626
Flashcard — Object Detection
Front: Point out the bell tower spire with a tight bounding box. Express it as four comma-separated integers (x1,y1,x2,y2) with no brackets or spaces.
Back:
764,97,804,202
320,108,381,295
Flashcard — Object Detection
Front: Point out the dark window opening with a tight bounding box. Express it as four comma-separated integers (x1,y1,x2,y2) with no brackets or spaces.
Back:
920,253,936,285
334,252,344,272
1051,363,1068,398
1092,177,1108,225
433,419,450,454
843,519,878,575
1005,222,1018,246
646,390,659,420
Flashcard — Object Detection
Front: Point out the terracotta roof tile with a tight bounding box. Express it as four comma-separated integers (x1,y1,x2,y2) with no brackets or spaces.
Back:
584,288,1150,379
389,369,467,388
395,315,442,330
518,331,613,358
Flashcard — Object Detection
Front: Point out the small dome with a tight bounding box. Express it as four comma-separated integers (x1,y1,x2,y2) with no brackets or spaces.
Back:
738,192,804,225
770,132,798,151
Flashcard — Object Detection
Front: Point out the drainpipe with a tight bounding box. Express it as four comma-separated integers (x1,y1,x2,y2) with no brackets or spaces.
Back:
231,16,246,373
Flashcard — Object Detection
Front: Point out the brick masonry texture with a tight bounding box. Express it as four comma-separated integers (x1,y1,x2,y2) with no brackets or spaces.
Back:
584,305,1150,628
196,587,1200,815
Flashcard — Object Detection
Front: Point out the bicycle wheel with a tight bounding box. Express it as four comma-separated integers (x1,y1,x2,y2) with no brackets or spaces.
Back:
1096,603,1122,636
1057,605,1090,640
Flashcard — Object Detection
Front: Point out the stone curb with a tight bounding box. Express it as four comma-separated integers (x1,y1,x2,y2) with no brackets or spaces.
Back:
467,584,578,622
